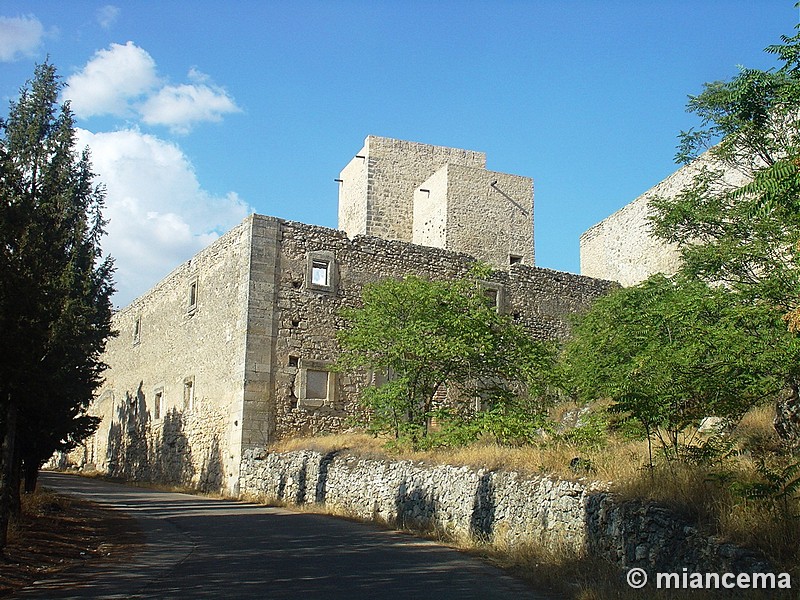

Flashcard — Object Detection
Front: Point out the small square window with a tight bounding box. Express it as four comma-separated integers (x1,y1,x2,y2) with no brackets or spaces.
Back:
298,360,335,409
480,282,504,312
372,366,397,387
306,251,336,293
509,254,523,265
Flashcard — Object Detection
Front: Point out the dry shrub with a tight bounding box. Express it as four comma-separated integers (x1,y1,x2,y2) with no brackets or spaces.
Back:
21,488,70,517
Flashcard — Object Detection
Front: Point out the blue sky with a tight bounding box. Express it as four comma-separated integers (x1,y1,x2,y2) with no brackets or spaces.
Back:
1,1,797,306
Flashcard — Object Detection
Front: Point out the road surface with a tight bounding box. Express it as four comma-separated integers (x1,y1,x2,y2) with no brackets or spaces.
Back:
14,472,553,599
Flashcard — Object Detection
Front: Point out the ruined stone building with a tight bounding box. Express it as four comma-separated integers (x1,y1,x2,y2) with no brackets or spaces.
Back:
78,136,613,494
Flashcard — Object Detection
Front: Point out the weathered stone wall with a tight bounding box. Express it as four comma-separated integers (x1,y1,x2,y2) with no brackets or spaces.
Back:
266,216,613,440
579,154,750,286
336,147,368,238
413,165,534,268
240,449,771,576
79,212,613,492
337,136,487,244
77,217,257,493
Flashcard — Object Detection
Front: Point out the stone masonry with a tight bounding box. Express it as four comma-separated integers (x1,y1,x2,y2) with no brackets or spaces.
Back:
239,449,772,577
339,136,534,268
75,137,613,495
580,152,749,286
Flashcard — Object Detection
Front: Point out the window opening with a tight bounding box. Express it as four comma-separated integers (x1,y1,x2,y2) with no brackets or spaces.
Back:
311,260,329,286
509,254,523,265
183,377,195,411
188,279,198,312
154,390,164,420
305,369,329,400
306,251,336,293
484,288,499,308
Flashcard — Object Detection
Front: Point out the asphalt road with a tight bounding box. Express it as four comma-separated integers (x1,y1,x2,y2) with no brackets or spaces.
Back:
15,472,554,599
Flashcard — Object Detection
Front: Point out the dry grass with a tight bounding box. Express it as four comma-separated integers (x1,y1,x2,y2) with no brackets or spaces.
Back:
271,430,651,483
271,432,387,456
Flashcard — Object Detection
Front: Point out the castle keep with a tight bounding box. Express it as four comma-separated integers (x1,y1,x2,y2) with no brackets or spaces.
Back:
78,136,613,494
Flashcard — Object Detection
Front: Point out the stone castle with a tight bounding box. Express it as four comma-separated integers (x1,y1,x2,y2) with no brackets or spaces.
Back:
75,136,614,494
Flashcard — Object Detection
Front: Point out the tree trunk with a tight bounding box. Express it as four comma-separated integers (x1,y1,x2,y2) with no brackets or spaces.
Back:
0,396,18,553
23,458,38,494
774,382,800,449
8,444,20,518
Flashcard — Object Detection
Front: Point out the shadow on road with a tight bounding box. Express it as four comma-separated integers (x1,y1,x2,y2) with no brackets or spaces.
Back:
14,472,552,600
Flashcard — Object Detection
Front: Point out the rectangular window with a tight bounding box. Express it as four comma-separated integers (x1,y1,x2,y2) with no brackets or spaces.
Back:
298,360,335,409
154,390,164,420
188,278,198,313
306,251,336,293
306,369,329,400
372,366,397,387
480,282,503,312
484,288,498,307
311,260,329,286
509,254,523,265
183,377,195,411
133,316,141,345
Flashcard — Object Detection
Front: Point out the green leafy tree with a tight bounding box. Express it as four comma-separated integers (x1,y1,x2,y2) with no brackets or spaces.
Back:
562,275,787,465
337,268,552,447
649,28,800,441
0,63,114,549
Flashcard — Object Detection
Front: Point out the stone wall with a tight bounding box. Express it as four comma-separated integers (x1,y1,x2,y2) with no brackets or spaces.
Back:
267,216,613,440
338,136,486,243
413,165,534,267
239,449,771,576
579,154,750,286
77,212,613,493
77,217,258,493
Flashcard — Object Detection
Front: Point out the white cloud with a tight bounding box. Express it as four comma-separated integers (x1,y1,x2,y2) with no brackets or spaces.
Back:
140,79,241,134
65,43,241,134
0,15,44,62
75,128,252,306
96,5,121,29
65,42,158,118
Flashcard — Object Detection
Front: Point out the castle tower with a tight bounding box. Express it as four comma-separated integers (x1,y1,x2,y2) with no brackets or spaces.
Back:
338,136,534,269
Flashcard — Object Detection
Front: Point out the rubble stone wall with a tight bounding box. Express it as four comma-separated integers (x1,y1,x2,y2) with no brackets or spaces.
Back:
266,216,613,440
240,449,771,576
75,213,613,492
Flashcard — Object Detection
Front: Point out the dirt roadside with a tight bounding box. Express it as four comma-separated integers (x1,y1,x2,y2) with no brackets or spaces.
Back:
0,489,143,597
